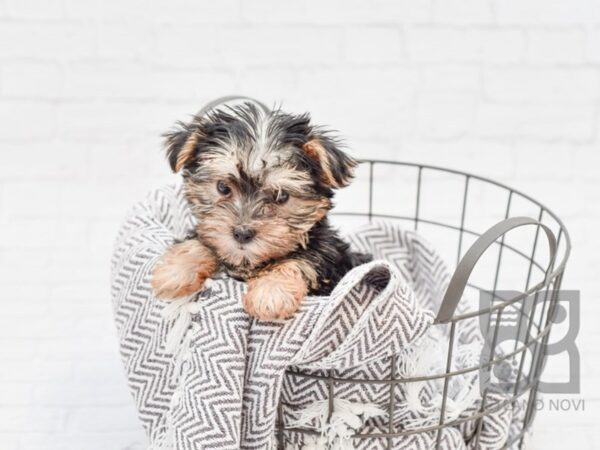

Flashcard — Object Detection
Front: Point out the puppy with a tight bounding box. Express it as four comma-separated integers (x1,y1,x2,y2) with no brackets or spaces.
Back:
151,102,371,320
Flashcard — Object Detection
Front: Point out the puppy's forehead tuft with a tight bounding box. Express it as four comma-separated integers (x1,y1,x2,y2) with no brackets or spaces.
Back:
197,103,314,190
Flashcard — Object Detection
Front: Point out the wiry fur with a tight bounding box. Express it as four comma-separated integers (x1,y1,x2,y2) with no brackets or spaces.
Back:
152,103,371,320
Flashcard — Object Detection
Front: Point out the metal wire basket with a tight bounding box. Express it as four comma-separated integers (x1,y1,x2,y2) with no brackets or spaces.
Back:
276,159,571,449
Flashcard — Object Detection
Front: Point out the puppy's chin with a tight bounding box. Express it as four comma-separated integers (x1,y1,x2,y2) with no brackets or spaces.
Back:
201,235,257,267
209,235,301,273
219,244,262,268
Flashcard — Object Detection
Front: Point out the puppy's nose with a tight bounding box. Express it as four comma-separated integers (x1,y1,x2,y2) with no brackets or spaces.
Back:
233,226,256,244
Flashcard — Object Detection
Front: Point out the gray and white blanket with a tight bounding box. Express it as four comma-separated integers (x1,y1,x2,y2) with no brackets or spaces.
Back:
111,183,526,450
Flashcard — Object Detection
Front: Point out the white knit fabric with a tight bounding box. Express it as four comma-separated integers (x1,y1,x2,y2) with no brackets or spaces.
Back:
111,184,526,449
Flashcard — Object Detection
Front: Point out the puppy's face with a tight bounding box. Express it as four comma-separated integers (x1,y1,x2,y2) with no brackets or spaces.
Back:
164,103,356,273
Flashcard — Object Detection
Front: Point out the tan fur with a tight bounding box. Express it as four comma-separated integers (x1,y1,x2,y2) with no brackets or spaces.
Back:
243,259,317,320
174,133,200,172
198,213,296,271
187,172,332,275
155,105,360,320
203,151,240,179
283,197,331,228
303,139,339,188
152,240,218,299
262,165,313,194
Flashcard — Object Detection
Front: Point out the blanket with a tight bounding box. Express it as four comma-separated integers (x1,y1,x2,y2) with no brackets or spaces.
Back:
111,183,526,449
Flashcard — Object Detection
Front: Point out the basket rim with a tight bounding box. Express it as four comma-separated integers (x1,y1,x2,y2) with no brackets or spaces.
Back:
353,159,571,297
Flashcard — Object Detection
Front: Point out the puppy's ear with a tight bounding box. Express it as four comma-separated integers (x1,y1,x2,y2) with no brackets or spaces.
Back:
163,118,204,173
303,137,357,188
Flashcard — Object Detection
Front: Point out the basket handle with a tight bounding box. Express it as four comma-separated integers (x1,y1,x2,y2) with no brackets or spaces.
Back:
197,95,270,117
435,216,558,323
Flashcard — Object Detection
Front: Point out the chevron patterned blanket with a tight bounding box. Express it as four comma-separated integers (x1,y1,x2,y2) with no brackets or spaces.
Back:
111,184,524,450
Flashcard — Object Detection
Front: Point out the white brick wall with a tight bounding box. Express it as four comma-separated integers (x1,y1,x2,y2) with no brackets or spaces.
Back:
0,1,598,449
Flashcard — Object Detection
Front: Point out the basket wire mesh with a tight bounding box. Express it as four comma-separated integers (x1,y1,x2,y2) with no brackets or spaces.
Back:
276,159,571,450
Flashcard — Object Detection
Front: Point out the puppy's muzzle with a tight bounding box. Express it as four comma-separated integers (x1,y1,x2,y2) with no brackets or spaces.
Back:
233,226,256,244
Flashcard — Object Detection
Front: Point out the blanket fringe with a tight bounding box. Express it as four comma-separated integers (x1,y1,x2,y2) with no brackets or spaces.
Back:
289,399,387,450
394,329,481,430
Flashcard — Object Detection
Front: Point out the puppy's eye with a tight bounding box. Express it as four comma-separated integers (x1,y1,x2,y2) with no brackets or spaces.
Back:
274,190,289,204
217,180,231,196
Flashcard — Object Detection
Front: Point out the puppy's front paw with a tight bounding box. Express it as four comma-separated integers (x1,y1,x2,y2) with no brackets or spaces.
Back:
151,240,218,300
243,261,310,320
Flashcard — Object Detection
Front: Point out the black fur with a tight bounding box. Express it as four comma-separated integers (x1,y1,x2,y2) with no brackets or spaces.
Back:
164,102,371,295
289,219,372,295
165,104,354,194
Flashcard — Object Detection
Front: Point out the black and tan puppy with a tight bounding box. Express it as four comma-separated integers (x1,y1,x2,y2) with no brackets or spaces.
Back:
151,102,371,320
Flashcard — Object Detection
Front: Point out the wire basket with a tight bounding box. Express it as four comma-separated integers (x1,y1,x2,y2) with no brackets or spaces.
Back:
276,160,571,449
